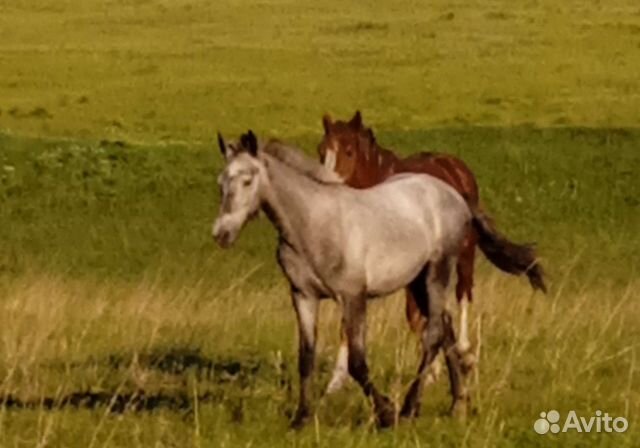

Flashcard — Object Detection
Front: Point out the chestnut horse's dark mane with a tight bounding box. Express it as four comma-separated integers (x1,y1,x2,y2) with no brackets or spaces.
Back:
356,124,439,169
324,116,433,175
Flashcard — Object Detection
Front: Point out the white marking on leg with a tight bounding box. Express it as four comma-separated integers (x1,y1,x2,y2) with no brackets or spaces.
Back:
457,298,471,353
424,353,443,385
297,296,317,346
326,338,350,394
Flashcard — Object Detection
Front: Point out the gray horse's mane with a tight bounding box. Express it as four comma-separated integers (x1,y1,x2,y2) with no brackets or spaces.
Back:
260,139,343,184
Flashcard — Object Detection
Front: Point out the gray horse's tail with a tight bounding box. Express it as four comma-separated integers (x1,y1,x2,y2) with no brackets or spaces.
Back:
469,206,547,293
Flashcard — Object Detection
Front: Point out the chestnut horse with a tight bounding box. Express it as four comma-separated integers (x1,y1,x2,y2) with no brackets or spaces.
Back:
318,111,546,392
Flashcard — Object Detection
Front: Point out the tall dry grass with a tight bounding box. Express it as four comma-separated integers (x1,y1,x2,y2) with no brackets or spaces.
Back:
0,263,637,446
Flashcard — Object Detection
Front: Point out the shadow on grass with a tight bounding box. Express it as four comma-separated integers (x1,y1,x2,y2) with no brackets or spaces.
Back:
0,389,217,414
103,347,263,382
1,347,292,419
41,347,266,384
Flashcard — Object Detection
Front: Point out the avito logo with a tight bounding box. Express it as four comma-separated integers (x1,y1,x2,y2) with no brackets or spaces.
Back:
534,410,628,435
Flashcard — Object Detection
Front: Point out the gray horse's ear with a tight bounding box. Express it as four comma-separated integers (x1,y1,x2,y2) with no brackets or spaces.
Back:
241,130,258,157
217,132,227,158
349,110,362,129
322,114,333,134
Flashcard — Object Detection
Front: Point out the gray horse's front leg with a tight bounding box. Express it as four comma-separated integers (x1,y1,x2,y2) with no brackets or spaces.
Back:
343,295,396,427
290,289,319,429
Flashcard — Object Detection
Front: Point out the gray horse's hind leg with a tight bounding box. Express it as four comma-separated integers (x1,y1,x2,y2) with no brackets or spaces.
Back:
343,294,396,427
406,268,444,388
290,289,319,428
442,310,469,418
400,258,468,419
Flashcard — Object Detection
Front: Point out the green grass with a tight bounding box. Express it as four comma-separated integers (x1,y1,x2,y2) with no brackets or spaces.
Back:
1,128,638,284
1,0,640,446
1,0,640,141
1,128,638,446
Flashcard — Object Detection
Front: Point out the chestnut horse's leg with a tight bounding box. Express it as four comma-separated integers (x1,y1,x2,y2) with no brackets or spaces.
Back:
405,287,425,334
456,226,478,371
290,289,319,428
343,294,396,427
326,326,349,394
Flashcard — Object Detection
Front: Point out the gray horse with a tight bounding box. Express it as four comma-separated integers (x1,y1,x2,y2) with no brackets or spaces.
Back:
213,131,475,427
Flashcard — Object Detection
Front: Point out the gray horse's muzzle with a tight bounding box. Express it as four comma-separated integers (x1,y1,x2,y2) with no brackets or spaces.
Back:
212,219,235,248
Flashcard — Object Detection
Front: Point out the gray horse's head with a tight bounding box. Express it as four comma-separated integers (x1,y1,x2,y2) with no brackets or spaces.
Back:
212,130,264,248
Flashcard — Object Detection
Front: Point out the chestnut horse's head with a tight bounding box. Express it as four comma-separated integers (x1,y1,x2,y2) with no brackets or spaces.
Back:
317,110,376,185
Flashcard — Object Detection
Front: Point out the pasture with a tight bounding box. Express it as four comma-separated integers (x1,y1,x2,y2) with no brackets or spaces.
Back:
0,0,639,446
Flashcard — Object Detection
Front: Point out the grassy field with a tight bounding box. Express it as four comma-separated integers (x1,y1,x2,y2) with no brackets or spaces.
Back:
1,1,640,447
1,0,640,141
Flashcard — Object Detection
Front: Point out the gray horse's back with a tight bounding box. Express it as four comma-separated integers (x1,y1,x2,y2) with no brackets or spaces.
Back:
380,174,470,258
333,173,471,296
364,172,470,224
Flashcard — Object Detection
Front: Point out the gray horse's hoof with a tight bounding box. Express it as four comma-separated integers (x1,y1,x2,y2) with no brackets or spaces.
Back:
449,398,469,420
376,407,396,428
289,407,311,429
374,395,397,428
399,393,421,419
399,403,420,419
399,378,422,419
460,350,476,375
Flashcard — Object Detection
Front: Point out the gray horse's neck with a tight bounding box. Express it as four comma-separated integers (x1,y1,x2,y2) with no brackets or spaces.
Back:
259,153,325,251
261,140,343,184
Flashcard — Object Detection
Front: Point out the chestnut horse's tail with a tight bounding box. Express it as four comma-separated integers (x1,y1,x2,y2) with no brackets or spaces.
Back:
469,206,547,293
